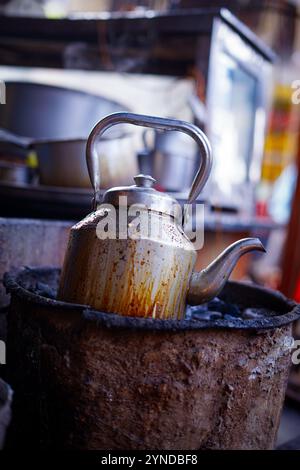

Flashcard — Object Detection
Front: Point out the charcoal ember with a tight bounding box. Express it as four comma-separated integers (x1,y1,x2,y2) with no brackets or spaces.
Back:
224,314,238,321
207,298,227,312
223,314,239,327
188,299,244,321
208,298,241,317
187,300,265,322
189,305,208,315
226,303,241,317
189,306,223,321
188,305,212,320
242,308,264,320
192,311,212,321
185,306,192,320
208,311,223,320
35,282,56,299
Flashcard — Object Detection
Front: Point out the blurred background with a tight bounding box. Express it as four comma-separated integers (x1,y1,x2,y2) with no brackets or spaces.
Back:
0,0,300,449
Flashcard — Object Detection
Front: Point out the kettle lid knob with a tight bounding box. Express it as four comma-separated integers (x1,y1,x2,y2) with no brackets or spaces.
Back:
134,174,156,188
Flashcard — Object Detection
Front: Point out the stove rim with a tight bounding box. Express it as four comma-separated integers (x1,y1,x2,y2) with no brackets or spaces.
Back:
4,266,300,332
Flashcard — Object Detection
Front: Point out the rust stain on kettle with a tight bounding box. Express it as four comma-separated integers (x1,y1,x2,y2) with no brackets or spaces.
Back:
58,211,196,320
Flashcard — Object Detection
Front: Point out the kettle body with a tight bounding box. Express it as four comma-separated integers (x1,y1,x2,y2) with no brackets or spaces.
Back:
59,207,196,319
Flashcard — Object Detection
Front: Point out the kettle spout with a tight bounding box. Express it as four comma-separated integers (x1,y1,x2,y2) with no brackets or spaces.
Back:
187,238,266,305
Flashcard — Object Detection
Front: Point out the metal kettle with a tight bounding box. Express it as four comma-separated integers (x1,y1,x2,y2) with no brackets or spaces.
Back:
58,112,265,320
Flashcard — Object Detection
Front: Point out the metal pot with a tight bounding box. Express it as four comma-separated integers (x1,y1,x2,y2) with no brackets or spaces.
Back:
0,82,127,140
0,128,137,189
141,127,198,192
0,161,30,185
0,81,137,188
36,134,137,189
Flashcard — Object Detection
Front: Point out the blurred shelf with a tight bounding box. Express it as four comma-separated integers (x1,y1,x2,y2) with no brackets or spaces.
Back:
0,181,92,220
0,181,281,231
0,8,275,73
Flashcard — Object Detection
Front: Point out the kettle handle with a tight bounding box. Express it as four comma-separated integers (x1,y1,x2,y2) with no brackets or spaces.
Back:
86,112,212,209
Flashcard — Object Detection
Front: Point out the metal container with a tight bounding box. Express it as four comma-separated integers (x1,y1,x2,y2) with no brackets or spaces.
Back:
0,161,29,185
0,379,13,449
36,134,137,189
0,131,138,190
4,267,300,450
142,128,198,191
0,82,138,188
0,82,127,141
58,112,264,319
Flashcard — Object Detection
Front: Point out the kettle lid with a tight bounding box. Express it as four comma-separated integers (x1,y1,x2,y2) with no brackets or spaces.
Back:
102,174,181,220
